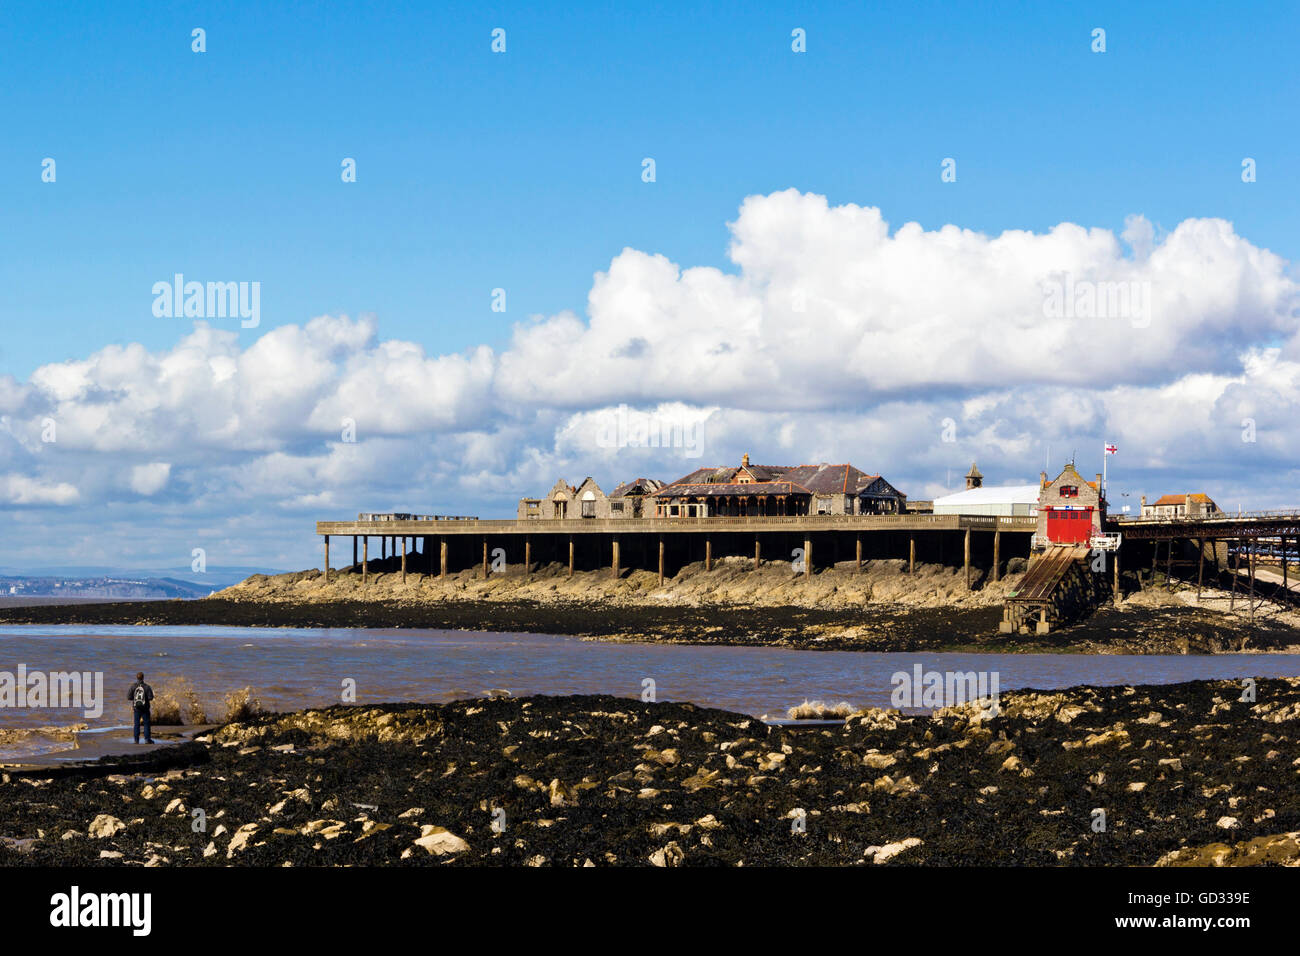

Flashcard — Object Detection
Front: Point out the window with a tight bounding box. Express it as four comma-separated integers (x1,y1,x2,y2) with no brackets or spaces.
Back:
1059,486,1078,498
581,499,596,518
611,501,624,513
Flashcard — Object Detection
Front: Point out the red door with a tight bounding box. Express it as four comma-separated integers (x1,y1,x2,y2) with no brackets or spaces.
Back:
1046,507,1093,544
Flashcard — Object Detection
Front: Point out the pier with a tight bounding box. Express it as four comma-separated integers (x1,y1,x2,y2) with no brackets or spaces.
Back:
316,513,1039,586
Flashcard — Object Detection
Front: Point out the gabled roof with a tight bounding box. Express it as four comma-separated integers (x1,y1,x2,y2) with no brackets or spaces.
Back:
654,460,899,498
1151,493,1215,507
610,477,665,497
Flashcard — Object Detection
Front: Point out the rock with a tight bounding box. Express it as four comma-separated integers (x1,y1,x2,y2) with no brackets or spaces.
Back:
98,850,123,859
412,825,470,856
88,814,125,839
1216,816,1240,830
1157,758,1183,771
649,841,685,867
548,779,578,807
866,838,923,864
163,798,186,815
758,752,787,771
227,823,260,858
862,751,897,769
398,807,424,819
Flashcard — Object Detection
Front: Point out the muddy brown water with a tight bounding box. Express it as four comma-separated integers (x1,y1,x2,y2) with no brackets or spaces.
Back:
3,624,1300,760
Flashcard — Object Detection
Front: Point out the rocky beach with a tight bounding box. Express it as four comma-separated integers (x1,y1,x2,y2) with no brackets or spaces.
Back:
3,679,1299,867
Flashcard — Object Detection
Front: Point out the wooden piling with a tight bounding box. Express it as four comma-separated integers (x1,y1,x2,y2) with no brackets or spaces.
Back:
612,537,620,580
482,538,489,579
440,537,448,580
400,535,407,583
362,537,369,583
992,530,1000,583
804,536,812,578
754,536,761,571
909,535,916,574
568,536,575,578
964,528,971,589
658,535,665,586
1113,547,1121,604
1196,538,1204,600
705,538,712,572
524,536,531,576
855,534,862,572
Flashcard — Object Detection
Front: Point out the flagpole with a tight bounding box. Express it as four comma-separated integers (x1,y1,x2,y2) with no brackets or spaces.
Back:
1102,443,1108,504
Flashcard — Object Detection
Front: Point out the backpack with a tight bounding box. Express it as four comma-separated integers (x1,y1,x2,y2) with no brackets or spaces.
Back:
133,684,148,707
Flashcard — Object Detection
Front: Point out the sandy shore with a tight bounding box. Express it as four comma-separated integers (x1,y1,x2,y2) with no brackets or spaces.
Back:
3,680,1299,866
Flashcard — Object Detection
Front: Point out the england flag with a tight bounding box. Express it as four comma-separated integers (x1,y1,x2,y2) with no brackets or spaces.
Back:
1105,443,1118,456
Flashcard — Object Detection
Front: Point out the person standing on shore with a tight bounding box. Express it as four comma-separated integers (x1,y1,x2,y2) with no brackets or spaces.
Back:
128,672,154,744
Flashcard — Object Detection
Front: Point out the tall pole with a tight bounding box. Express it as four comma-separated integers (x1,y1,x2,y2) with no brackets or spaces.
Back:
323,535,330,583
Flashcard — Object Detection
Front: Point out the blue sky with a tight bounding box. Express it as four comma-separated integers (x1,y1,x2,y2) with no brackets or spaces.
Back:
5,1,1297,374
2,1,1299,569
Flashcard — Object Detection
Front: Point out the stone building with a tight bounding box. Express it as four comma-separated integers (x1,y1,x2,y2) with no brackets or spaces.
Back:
1140,493,1221,519
1035,463,1106,547
518,476,664,520
650,454,906,518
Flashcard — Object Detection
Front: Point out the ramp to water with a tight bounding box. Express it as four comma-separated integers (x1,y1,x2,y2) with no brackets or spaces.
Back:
1010,546,1089,603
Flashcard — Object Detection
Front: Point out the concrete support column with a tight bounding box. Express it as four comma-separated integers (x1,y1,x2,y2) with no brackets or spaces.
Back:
658,536,665,586
440,537,448,580
964,528,972,589
909,535,916,574
323,535,330,583
804,535,812,579
568,536,575,578
992,531,1001,583
382,537,387,561
362,537,369,583
705,538,712,572
612,537,620,580
352,536,357,568
400,535,407,583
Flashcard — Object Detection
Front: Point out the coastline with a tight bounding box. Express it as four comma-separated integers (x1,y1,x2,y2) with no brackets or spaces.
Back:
1,559,1297,655
3,680,1299,866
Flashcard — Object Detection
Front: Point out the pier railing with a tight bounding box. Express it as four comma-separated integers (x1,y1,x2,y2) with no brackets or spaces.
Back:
318,513,1040,536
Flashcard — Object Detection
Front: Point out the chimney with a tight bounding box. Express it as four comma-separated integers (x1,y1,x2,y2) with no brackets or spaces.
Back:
1141,495,1147,507
742,452,750,468
1040,470,1048,487
1096,473,1103,489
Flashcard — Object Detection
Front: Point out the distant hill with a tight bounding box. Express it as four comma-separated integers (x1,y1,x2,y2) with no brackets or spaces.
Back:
0,575,218,600
0,565,286,592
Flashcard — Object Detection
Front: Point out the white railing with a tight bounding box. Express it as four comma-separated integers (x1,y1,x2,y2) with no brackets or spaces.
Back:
1089,532,1121,551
